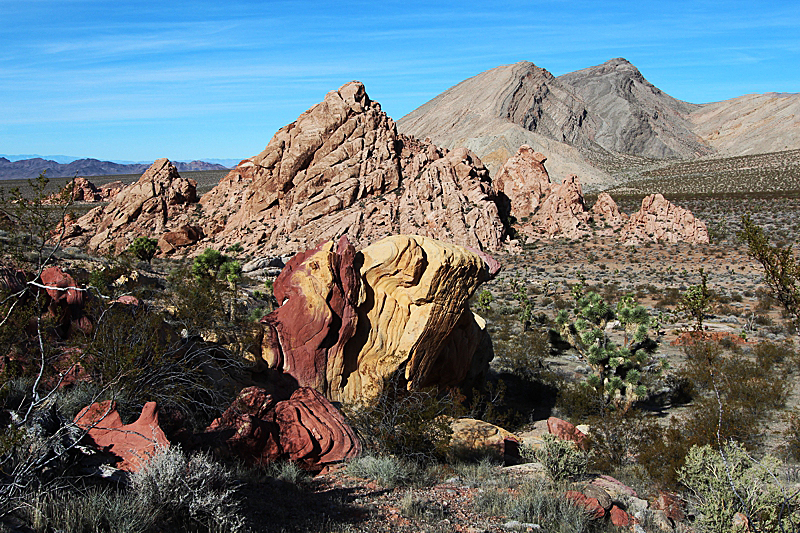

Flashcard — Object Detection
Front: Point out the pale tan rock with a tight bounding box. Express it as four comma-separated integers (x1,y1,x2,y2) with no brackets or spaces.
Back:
199,84,510,257
64,159,200,255
529,175,592,239
621,193,709,244
493,144,552,219
591,192,628,228
450,417,519,458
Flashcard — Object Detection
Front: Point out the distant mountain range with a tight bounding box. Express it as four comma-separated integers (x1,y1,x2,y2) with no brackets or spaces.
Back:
397,58,800,187
0,157,234,180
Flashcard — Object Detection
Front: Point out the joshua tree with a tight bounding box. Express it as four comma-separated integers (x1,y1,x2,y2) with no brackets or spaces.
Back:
556,281,653,412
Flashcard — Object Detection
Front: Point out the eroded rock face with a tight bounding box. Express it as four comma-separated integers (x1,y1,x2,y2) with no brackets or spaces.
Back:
494,145,706,244
199,83,509,256
260,235,496,405
621,193,709,244
260,235,360,397
493,144,551,219
65,159,199,255
45,177,125,204
529,175,592,239
74,401,169,472
205,386,361,470
590,192,627,228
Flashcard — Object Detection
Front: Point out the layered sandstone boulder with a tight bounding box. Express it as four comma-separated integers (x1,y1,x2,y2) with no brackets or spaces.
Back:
65,159,200,255
205,386,361,470
621,193,709,244
199,82,509,256
260,234,496,405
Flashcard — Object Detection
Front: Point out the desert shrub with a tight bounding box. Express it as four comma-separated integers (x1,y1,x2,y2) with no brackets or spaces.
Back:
740,214,800,325
534,434,590,481
128,237,158,264
678,268,711,331
80,299,241,425
344,375,456,465
636,340,790,488
129,447,245,532
679,442,800,533
473,477,597,533
23,447,246,533
346,455,424,489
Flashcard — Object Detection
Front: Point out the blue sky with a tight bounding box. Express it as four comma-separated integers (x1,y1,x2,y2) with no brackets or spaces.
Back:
1,0,798,162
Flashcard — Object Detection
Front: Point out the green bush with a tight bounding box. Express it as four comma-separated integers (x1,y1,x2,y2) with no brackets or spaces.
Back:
679,441,800,533
534,434,590,481
128,237,158,264
473,477,596,533
346,455,424,489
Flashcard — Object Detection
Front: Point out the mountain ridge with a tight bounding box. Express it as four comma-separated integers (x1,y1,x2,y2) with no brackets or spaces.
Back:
397,58,800,188
0,157,230,180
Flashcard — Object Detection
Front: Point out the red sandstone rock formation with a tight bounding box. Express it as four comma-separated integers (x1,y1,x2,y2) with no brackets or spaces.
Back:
621,193,709,244
529,175,592,239
590,192,627,228
493,145,551,218
74,401,170,472
205,386,361,470
157,224,205,254
64,159,200,255
547,416,589,450
199,83,510,256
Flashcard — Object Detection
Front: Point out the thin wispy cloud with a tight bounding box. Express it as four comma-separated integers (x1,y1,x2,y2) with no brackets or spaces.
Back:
1,0,798,160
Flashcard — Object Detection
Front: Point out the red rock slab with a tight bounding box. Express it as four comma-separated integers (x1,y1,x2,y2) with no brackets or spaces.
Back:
206,386,361,471
274,387,362,469
653,491,685,522
565,491,605,519
609,504,634,526
74,401,169,472
547,416,588,451
41,266,84,306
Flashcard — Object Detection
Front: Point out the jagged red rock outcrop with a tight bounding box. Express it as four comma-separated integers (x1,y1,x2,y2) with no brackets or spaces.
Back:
493,144,551,218
529,175,592,239
205,386,361,470
74,401,169,472
64,158,200,255
198,82,509,256
590,192,627,228
494,145,707,244
621,193,709,244
259,234,496,405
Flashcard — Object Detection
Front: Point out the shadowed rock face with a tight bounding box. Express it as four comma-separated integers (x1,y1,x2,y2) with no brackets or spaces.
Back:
259,234,496,406
199,82,510,256
558,58,710,159
205,386,361,470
